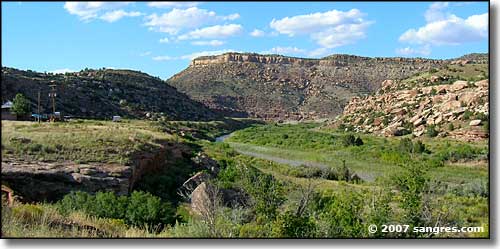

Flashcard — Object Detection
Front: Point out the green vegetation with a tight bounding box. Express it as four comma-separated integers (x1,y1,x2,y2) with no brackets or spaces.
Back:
57,191,176,230
1,119,171,165
11,93,31,116
1,120,488,238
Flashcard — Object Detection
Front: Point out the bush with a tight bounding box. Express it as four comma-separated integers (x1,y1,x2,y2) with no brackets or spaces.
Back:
398,138,427,154
341,134,363,147
272,211,316,238
126,191,176,228
57,191,176,229
314,191,365,237
426,125,439,138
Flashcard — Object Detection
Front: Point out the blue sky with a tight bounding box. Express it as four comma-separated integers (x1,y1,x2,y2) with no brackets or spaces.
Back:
2,1,489,79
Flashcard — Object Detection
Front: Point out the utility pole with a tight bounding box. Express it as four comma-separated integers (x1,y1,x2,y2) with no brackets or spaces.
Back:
48,81,57,121
37,89,41,123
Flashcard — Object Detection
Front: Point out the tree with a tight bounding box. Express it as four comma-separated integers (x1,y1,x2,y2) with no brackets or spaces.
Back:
11,93,31,117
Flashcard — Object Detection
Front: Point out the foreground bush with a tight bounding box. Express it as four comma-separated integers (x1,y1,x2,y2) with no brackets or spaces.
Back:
57,191,176,229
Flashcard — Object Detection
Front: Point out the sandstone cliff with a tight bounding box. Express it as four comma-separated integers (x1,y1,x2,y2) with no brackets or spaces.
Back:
168,52,450,120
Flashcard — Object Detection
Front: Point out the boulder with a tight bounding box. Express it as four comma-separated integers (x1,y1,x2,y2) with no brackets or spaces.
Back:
192,152,220,175
413,117,425,126
393,127,410,136
469,120,482,126
440,100,462,112
474,79,488,88
450,80,468,91
178,172,211,199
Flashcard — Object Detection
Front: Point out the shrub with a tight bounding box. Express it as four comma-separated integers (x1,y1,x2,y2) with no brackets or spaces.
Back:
126,191,176,228
272,211,316,238
426,125,439,138
243,169,285,220
314,191,365,238
57,191,176,229
341,135,363,147
462,110,473,120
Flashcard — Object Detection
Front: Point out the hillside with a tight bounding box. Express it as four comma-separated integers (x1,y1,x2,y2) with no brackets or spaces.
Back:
330,60,489,141
167,52,450,120
1,67,219,121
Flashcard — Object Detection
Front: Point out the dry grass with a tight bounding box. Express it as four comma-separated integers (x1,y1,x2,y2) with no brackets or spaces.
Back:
1,119,172,165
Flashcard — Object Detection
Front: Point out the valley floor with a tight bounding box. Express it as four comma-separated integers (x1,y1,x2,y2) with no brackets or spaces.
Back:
1,120,489,238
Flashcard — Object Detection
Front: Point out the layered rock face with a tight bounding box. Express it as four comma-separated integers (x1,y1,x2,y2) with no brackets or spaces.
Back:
1,160,131,202
169,53,447,120
1,142,192,202
335,78,489,141
1,67,219,121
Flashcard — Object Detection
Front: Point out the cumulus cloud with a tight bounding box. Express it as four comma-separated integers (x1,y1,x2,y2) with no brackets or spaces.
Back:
64,2,141,22
180,49,239,60
222,13,240,21
177,24,243,40
50,68,75,74
424,2,450,22
159,37,170,43
250,29,265,37
152,55,175,61
395,45,431,56
139,51,152,56
269,9,372,48
307,47,331,57
151,49,239,62
261,46,306,56
100,10,142,22
399,3,487,46
191,40,226,46
145,7,240,34
147,2,200,8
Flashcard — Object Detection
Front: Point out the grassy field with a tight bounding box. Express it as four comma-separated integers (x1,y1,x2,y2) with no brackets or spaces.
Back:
220,122,489,237
226,123,488,185
1,120,489,238
1,119,173,165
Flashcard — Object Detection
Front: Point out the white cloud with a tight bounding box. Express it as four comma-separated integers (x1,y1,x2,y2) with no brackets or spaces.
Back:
144,7,240,34
395,45,431,56
64,2,133,21
424,2,450,22
399,3,487,46
307,47,331,57
159,37,170,43
177,24,243,40
152,55,175,61
50,68,75,74
139,51,152,56
261,46,306,56
269,9,372,48
180,49,239,60
250,29,265,37
151,49,239,62
100,10,142,22
147,2,200,8
311,22,372,48
222,13,240,21
191,40,226,46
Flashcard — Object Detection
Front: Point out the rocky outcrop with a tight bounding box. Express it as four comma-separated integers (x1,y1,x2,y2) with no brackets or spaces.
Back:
334,77,489,141
1,160,132,202
1,141,194,203
169,52,477,121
